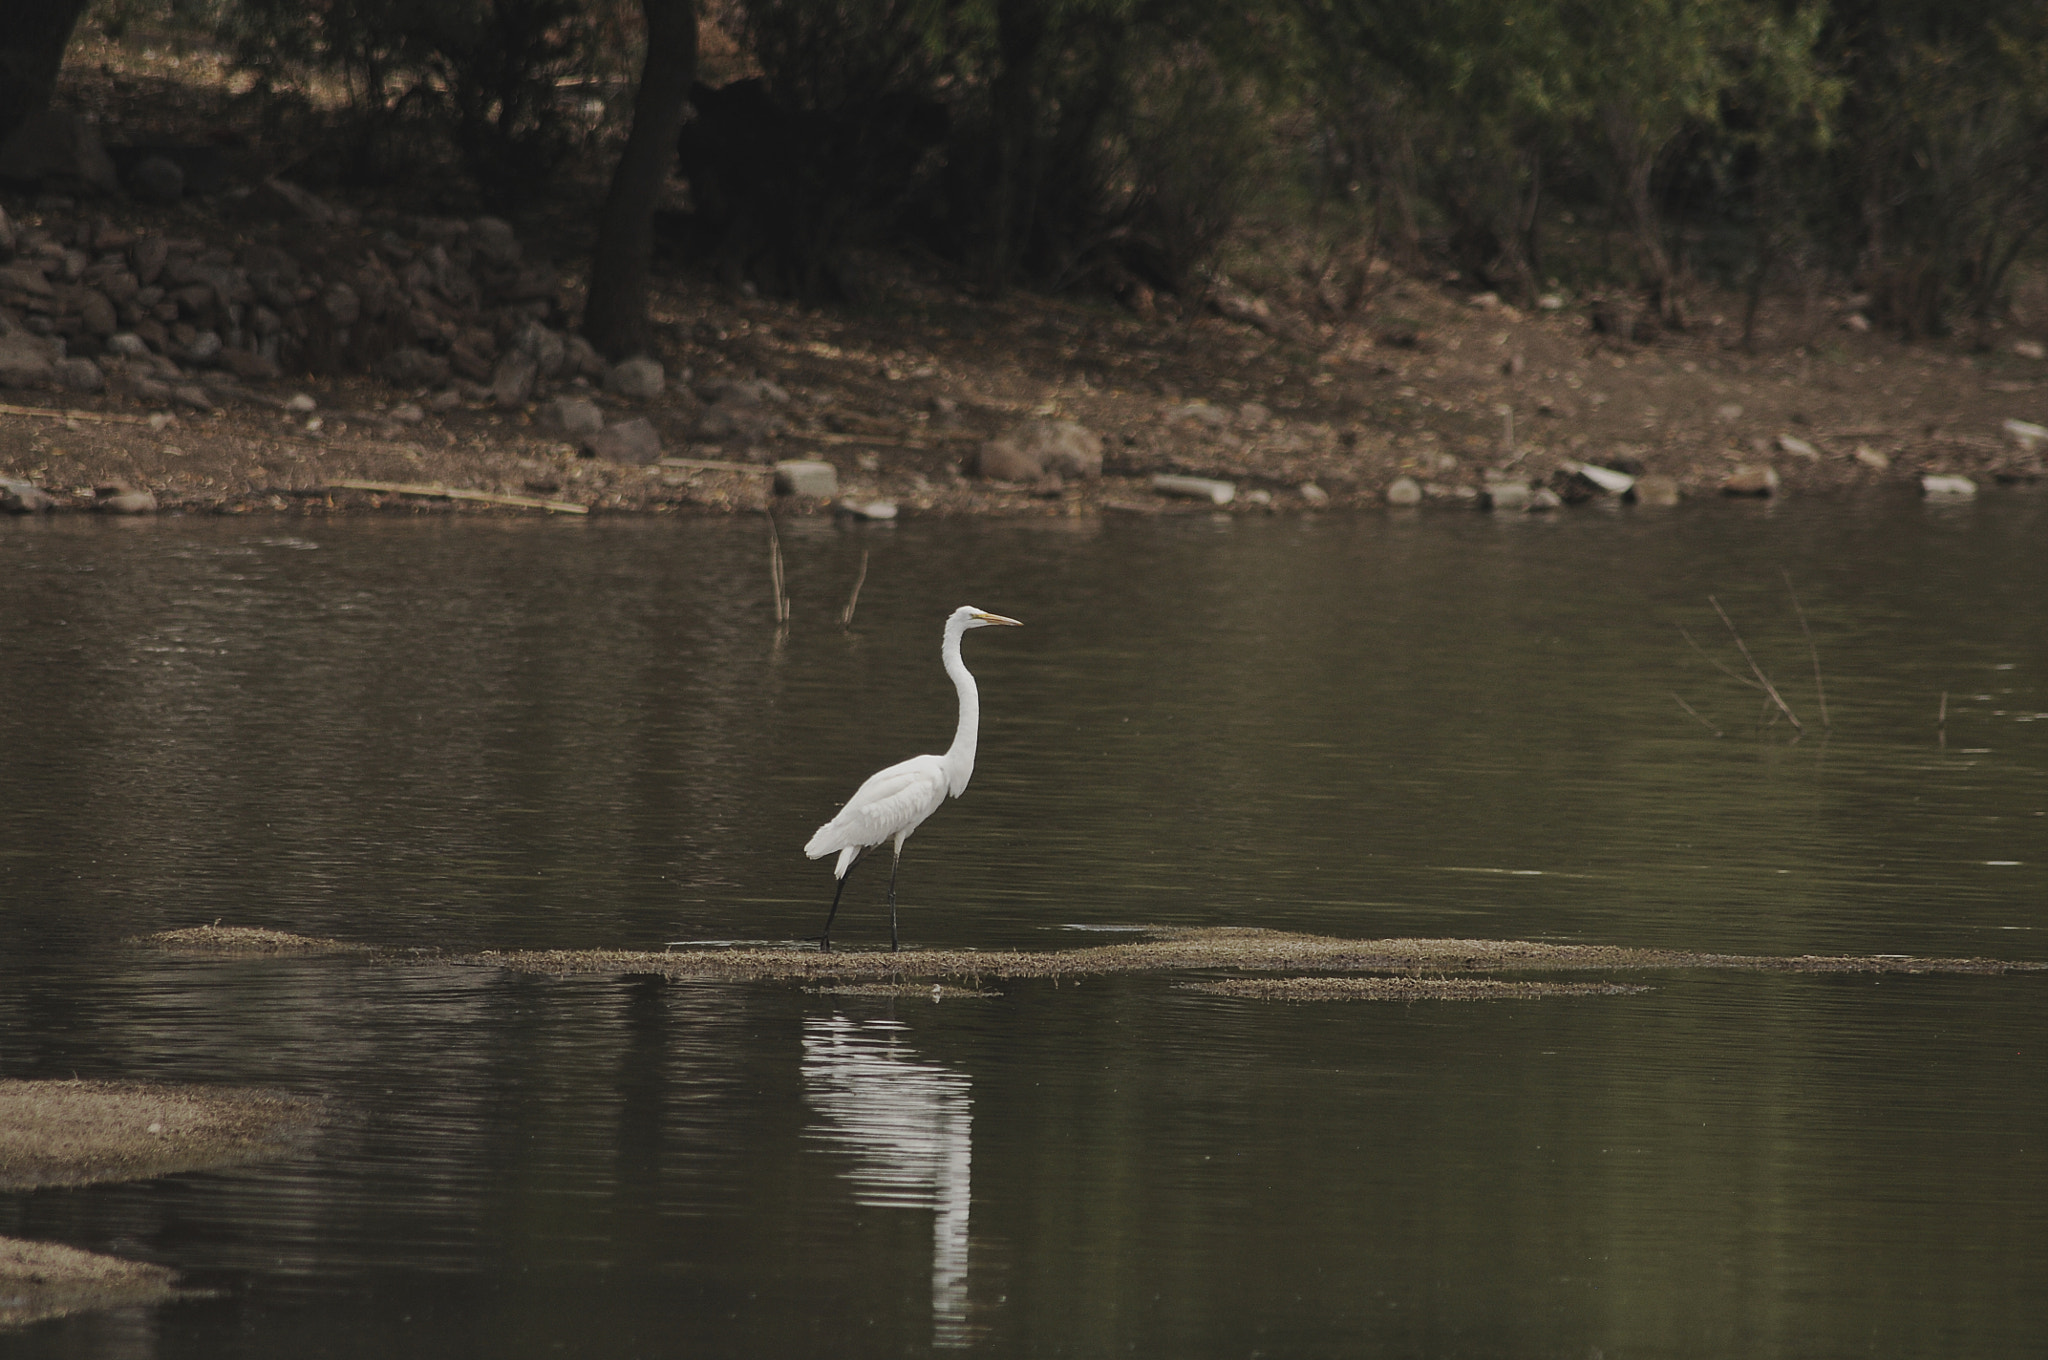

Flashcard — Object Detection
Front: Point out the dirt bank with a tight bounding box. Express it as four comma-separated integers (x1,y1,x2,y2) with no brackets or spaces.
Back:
0,1078,322,1191
0,1234,181,1329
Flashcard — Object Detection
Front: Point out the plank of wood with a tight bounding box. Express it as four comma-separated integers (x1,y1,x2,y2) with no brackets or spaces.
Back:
332,478,590,514
655,457,775,474
0,402,159,427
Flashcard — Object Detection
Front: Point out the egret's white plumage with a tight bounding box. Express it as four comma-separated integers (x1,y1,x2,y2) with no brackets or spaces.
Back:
805,605,1022,950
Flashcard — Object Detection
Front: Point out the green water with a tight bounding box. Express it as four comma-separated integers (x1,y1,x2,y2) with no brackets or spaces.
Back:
2,494,2043,1357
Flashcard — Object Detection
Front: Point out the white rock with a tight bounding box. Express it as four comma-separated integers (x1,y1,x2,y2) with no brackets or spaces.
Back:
285,393,317,414
1385,475,1423,506
1776,434,1819,459
1298,482,1329,506
1481,481,1531,510
1537,293,1566,311
2011,340,2046,361
1843,313,1872,332
833,499,897,521
1920,474,1977,497
1151,473,1234,504
774,459,839,498
1853,445,1890,470
2002,418,2048,452
1569,461,1635,494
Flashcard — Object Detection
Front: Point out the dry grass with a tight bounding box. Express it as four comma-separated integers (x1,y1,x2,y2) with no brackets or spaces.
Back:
0,1235,181,1330
133,925,371,956
0,1079,323,1191
1182,976,1655,1001
461,927,2045,983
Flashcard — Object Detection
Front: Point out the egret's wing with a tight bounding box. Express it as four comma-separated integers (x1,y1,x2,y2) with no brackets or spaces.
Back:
805,756,948,859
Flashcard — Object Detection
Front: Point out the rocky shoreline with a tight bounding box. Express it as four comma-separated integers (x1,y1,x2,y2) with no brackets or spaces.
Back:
3,163,2047,521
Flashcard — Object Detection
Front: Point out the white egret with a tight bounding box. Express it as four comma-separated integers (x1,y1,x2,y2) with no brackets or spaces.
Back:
805,606,1023,951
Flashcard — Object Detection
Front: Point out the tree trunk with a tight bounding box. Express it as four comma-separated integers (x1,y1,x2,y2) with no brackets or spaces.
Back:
582,0,698,361
0,0,90,145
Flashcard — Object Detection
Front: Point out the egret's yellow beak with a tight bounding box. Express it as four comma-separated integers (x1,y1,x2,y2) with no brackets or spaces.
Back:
974,612,1024,627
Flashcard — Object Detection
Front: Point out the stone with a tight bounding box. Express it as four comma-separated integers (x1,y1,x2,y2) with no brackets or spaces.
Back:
492,349,538,407
773,459,840,498
1843,313,1872,332
1385,475,1424,506
178,329,223,366
1721,465,1780,496
514,321,567,377
2012,340,2046,361
1480,480,1532,511
1,478,57,513
543,395,604,438
94,483,157,514
1298,482,1329,507
470,216,521,267
2002,419,2048,453
383,346,450,387
106,332,149,357
284,393,318,414
132,236,169,285
0,111,120,195
978,418,1102,481
1631,474,1682,507
172,384,215,411
1853,445,1890,471
971,438,1043,481
1151,473,1235,505
388,402,425,424
1525,486,1563,511
833,499,897,521
1715,403,1744,423
583,416,662,464
1568,461,1635,495
127,155,184,203
605,355,665,399
53,356,103,391
563,334,606,379
0,332,57,386
219,348,280,382
1776,433,1819,459
1920,474,1977,497
0,261,55,305
321,284,360,326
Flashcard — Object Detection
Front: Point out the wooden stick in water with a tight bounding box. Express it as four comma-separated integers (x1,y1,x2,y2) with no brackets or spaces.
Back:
1672,693,1723,737
1710,596,1803,732
841,549,869,630
1783,571,1830,728
766,514,790,624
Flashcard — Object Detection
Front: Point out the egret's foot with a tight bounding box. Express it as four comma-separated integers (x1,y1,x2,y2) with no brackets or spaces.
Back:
816,936,833,953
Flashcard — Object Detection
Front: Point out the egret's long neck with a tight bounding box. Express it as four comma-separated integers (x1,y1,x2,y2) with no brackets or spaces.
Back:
940,619,980,797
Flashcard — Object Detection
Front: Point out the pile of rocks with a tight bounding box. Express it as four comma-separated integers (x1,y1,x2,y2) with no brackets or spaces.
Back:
0,182,615,411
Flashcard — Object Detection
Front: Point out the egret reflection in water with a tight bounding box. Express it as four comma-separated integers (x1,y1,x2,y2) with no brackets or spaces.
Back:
801,1015,975,1347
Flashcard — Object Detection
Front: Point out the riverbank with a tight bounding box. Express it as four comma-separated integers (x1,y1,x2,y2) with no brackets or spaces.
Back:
5,244,2046,521
3,38,2046,521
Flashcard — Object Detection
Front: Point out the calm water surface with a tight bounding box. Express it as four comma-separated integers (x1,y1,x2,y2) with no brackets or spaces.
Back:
1,493,2044,1357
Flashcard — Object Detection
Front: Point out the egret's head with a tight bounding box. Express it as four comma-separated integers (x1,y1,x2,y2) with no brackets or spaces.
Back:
956,606,1023,630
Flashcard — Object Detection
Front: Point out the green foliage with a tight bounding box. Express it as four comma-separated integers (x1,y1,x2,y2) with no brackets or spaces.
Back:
102,0,2044,324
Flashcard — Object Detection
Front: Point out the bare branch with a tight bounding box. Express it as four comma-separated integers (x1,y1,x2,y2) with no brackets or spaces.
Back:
1783,571,1829,728
1710,596,1803,732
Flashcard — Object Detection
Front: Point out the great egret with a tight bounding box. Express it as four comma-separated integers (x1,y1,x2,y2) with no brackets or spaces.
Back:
805,606,1023,951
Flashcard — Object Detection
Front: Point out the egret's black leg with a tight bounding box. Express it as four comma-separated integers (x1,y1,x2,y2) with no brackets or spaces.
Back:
887,850,903,952
819,856,861,952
